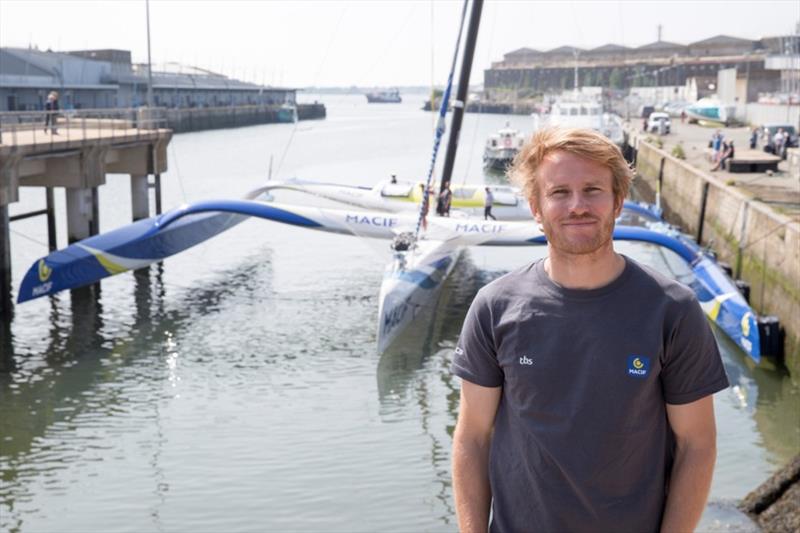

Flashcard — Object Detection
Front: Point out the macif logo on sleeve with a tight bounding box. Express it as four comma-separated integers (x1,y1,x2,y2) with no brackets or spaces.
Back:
627,355,650,378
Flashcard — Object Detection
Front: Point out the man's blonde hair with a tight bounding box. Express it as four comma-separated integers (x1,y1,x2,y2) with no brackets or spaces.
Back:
509,127,633,204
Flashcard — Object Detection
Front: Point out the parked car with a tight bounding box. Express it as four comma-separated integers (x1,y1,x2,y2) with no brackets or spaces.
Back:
646,112,671,134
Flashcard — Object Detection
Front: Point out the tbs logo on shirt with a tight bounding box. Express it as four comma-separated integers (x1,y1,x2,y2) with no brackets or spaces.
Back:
627,355,650,378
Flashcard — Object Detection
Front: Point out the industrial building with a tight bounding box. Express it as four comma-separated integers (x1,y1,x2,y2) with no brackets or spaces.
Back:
0,47,296,111
485,33,800,102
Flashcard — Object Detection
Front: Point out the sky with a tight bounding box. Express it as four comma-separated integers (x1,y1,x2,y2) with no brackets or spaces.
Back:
1,0,798,88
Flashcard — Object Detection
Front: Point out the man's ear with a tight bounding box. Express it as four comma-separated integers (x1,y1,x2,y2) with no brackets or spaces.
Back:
613,194,624,218
528,197,542,224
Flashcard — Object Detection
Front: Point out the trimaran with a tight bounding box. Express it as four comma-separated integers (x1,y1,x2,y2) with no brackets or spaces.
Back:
16,0,774,363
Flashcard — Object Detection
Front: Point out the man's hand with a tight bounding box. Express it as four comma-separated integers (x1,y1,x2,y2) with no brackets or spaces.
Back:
452,380,502,533
661,395,718,533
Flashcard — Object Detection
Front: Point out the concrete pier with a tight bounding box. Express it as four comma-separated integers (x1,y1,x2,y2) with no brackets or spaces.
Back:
130,174,150,221
624,124,800,374
0,108,172,317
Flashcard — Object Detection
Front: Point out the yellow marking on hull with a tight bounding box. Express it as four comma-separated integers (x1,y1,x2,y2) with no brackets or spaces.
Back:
95,253,130,275
708,292,737,322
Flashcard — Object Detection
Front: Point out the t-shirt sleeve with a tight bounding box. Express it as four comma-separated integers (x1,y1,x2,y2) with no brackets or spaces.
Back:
450,289,504,387
661,294,730,405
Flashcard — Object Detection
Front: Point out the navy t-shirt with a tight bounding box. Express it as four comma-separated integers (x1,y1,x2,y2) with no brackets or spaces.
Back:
451,256,729,533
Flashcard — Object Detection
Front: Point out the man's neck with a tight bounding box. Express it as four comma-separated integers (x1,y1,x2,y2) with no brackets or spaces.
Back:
544,245,626,290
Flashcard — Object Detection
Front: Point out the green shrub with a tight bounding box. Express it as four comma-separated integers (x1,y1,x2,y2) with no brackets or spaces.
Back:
671,143,686,160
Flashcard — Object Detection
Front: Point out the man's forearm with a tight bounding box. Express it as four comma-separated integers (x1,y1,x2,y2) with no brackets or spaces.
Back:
452,436,492,533
660,442,716,533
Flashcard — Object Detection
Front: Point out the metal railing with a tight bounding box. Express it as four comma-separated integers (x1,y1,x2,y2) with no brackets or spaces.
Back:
0,107,168,148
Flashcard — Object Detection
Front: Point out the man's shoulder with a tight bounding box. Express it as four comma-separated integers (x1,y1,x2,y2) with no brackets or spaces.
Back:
474,262,539,305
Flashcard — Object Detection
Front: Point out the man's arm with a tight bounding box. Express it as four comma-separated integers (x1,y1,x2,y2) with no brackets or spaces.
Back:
452,380,502,533
660,395,718,533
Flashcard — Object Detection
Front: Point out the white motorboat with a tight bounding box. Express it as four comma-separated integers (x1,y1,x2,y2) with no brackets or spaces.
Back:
483,123,526,171
533,92,624,146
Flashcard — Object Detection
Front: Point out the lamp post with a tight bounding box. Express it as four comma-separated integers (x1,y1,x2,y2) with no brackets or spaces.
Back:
145,0,154,108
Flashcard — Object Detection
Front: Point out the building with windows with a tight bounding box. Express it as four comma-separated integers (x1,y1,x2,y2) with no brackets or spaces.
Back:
485,34,797,102
0,47,296,111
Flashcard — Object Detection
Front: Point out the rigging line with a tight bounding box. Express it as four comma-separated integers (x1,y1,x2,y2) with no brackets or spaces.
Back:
740,218,797,253
168,141,187,203
275,5,348,179
413,0,471,241
359,3,418,85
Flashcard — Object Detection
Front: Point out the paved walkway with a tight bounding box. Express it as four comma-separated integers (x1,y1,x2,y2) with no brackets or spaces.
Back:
634,120,800,220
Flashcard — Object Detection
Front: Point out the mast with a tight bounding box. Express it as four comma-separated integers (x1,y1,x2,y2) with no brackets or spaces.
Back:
439,0,483,193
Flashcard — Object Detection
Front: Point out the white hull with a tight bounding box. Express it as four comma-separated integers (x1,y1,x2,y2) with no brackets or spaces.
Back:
377,240,461,354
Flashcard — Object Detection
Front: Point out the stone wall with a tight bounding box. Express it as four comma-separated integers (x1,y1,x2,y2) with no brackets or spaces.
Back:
632,137,800,375
157,103,326,133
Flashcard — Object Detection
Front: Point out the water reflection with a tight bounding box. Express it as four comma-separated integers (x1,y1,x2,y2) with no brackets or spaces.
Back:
0,251,276,530
375,252,508,528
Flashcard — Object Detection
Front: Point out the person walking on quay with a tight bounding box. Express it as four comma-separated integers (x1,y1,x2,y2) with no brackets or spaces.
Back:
451,127,727,533
750,127,759,150
483,187,496,221
44,91,59,134
773,128,787,159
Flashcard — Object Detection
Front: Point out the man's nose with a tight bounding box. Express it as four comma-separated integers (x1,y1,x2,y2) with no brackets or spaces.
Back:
567,192,590,214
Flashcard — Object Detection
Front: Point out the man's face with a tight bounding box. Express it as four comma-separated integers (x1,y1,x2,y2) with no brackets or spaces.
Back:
529,151,621,256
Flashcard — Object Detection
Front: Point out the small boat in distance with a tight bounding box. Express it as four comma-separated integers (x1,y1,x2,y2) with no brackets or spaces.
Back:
366,88,402,103
684,97,736,126
483,122,525,171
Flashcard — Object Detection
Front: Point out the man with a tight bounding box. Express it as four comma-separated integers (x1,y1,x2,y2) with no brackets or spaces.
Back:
44,91,59,135
483,187,496,221
711,130,723,163
438,185,452,217
451,127,728,533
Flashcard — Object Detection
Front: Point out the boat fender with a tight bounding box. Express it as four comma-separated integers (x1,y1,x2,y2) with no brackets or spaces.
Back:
734,279,751,303
757,316,785,362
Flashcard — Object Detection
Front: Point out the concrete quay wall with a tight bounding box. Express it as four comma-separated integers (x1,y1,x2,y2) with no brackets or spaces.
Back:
632,137,800,375
160,103,326,133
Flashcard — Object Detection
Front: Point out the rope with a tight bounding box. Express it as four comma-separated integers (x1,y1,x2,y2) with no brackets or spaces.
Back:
412,0,470,242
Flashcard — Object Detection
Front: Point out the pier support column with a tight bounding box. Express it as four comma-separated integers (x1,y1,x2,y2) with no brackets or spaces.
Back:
131,174,150,221
46,187,57,251
0,205,12,322
66,187,97,244
154,174,162,215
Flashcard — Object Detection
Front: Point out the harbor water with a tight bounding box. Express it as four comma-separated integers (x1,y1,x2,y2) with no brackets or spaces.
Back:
1,94,798,532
